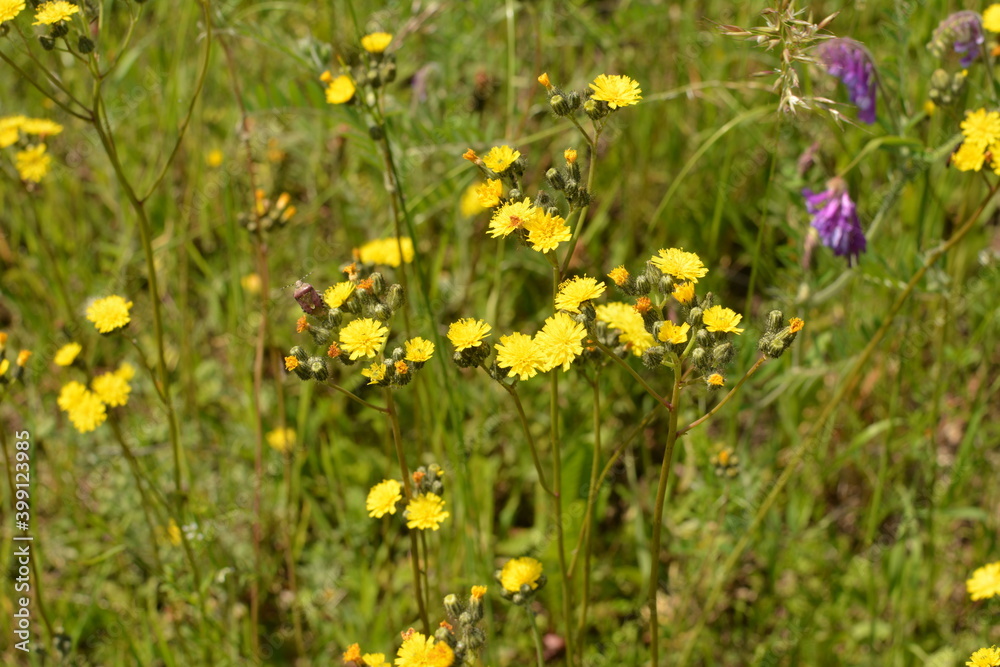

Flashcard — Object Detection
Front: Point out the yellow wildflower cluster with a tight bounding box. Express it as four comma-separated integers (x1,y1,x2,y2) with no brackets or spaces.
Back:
321,32,396,107
953,108,1000,174
266,427,295,454
57,364,134,434
355,237,414,267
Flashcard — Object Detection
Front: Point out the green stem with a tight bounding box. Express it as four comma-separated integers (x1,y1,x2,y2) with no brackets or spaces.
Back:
503,385,555,497
677,356,767,436
526,605,545,667
648,368,682,667
559,127,601,277
594,341,671,409
328,382,389,413
576,374,602,659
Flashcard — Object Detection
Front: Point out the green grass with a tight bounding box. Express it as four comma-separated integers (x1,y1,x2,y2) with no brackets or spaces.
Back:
1,0,999,665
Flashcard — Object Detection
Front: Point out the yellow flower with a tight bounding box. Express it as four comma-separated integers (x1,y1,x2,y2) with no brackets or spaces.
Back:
564,148,577,164
537,72,551,88
57,381,86,410
366,479,402,518
524,208,571,253
788,317,804,333
404,337,434,363
495,332,544,381
16,350,31,367
325,74,356,105
86,295,133,334
651,248,708,283
20,118,62,136
361,361,387,385
0,358,8,377
657,320,690,345
356,237,414,267
67,389,107,433
488,198,537,238
241,272,262,294
985,5,1000,33
266,427,295,453
595,302,655,356
0,115,24,148
482,145,520,173
475,179,503,208
206,149,224,168
459,183,485,217
953,141,987,172
967,646,1000,667
116,362,135,381
323,282,356,309
0,0,25,23
343,643,363,663
470,585,487,600
500,556,543,593
448,318,491,351
589,74,642,109
54,342,81,366
363,653,390,667
166,519,182,546
707,373,725,387
405,493,450,530
961,108,1000,149
395,632,454,667
361,32,393,53
967,561,1000,601
91,370,131,407
555,276,606,313
607,266,629,286
702,306,745,334
284,356,299,371
33,0,78,25
15,144,51,183
340,318,389,360
672,282,695,304
535,312,586,372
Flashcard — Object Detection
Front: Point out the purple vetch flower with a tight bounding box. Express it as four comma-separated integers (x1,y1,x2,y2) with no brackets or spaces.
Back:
802,179,867,265
928,10,984,67
817,39,877,124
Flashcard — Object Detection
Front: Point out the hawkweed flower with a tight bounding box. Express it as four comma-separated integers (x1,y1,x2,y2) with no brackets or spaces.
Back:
324,74,356,105
702,306,745,335
86,295,133,334
482,145,520,174
265,427,295,453
339,318,389,360
967,646,1000,667
396,631,454,667
816,39,876,124
986,5,1000,33
33,0,78,25
53,342,81,366
324,282,355,309
448,318,491,352
459,183,486,217
802,179,866,265
475,179,503,208
361,360,387,386
536,312,586,372
0,1,25,23
58,381,107,433
356,237,414,267
15,144,50,183
91,366,132,407
362,654,389,667
672,282,695,305
403,337,434,365
524,208,572,253
651,248,709,283
953,108,1000,173
496,556,546,605
928,11,984,67
361,32,392,54
0,116,23,147
366,479,402,518
596,302,655,356
404,493,450,530
657,320,690,345
495,332,544,381
555,276,606,313
488,198,536,238
588,74,642,109
967,561,1000,601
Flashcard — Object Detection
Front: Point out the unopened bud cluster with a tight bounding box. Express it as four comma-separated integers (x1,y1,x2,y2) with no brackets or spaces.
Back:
244,190,297,233
929,68,968,107
757,310,804,359
436,586,488,665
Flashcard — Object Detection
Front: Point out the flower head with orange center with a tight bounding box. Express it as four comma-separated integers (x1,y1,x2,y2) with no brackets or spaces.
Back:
524,208,571,252
564,148,578,164
702,306,745,334
394,360,409,375
475,179,503,208
488,198,536,238
608,266,629,286
589,74,642,109
633,297,653,314
284,356,299,371
707,373,725,387
296,316,309,333
340,318,389,359
789,317,804,333
366,479,402,518
482,145,520,173
448,318,492,351
500,557,543,592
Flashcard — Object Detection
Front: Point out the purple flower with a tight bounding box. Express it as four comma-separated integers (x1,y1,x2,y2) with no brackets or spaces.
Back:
928,11,984,67
817,39,877,124
802,181,866,265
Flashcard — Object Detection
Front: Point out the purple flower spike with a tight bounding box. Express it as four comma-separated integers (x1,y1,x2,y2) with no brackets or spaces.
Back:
817,39,877,124
802,180,867,266
928,11,984,67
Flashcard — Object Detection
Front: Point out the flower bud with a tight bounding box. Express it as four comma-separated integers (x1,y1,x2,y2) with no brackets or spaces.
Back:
631,274,651,296
371,303,393,322
289,346,309,364
549,93,571,116
325,308,343,329
444,594,462,619
40,35,55,50
765,309,784,334
368,124,384,141
78,36,95,53
385,284,406,311
369,272,386,296
584,98,610,120
642,346,665,369
712,341,735,366
687,307,704,327
51,22,69,38
380,59,397,83
434,626,453,644
507,188,522,200
690,346,708,369
546,167,566,191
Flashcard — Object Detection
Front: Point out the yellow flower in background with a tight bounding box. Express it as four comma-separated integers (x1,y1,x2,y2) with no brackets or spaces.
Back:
475,179,503,208
488,198,537,238
495,332,544,381
672,282,695,304
91,369,131,407
0,0,25,23
33,0,78,25
525,209,572,253
482,145,520,173
536,312,586,372
967,561,1000,601
0,359,9,377
16,350,31,367
86,295,133,334
702,305,745,334
366,479,402,518
967,646,1000,667
985,5,1000,33
448,318,491,351
589,74,642,109
555,276,606,313
395,632,454,667
361,32,393,53
657,320,690,345
363,653,390,667
206,149,224,168
15,144,51,183
361,361,387,385
241,272,262,295
405,493,450,530
707,373,725,387
459,183,486,217
0,115,24,147
356,237,414,267
53,342,81,366
595,302,655,356
340,318,389,360
651,248,708,283
20,118,62,136
953,141,987,172
607,266,629,286
57,381,86,411
325,74,356,105
66,388,107,433
266,427,295,453
166,519,182,546
403,337,434,363
470,585,487,600
960,108,1000,148
323,282,355,309
500,556,543,593
343,643,363,663
788,317,805,333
